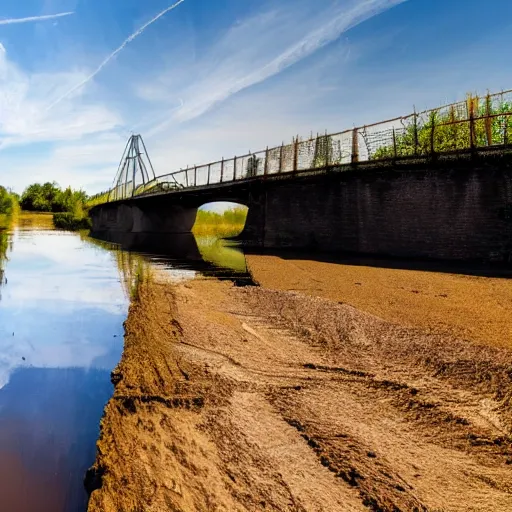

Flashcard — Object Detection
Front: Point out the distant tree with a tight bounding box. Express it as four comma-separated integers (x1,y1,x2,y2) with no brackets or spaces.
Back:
0,186,16,215
20,182,88,213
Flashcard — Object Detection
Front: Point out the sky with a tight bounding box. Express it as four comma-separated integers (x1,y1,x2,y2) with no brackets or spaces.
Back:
0,0,512,195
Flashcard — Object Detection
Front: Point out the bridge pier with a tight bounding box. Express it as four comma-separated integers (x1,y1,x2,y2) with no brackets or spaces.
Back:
90,201,198,234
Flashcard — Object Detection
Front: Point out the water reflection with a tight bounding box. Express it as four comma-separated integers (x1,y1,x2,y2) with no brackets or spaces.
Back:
89,230,255,285
0,216,255,512
0,214,127,511
0,215,15,300
0,368,114,511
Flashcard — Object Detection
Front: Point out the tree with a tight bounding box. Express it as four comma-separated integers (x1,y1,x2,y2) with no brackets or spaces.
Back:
20,182,88,213
0,186,16,215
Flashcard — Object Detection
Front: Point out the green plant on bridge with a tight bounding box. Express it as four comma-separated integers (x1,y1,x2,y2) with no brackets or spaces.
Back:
245,155,260,178
313,134,333,168
371,95,512,160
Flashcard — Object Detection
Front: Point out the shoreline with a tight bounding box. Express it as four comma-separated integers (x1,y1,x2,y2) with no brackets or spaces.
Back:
86,263,512,511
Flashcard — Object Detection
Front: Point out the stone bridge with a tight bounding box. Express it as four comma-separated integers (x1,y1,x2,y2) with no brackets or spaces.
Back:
90,149,512,264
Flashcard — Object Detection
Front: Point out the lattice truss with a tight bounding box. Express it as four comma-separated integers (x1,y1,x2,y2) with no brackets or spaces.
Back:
109,135,157,201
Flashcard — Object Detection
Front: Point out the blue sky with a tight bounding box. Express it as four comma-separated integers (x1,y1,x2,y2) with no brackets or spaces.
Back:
1,0,512,194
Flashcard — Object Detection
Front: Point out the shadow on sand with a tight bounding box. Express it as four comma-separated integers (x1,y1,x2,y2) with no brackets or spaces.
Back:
243,247,512,279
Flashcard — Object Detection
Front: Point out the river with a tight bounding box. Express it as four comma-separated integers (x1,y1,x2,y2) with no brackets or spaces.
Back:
0,213,249,512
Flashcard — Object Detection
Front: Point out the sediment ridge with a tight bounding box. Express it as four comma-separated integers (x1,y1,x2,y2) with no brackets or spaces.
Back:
86,271,512,511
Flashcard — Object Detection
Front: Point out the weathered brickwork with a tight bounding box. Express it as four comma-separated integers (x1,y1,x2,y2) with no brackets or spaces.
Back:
249,163,512,262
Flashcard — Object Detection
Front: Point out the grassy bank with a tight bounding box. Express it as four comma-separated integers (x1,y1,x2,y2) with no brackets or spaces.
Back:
86,191,110,209
192,207,247,237
53,212,92,230
15,181,92,231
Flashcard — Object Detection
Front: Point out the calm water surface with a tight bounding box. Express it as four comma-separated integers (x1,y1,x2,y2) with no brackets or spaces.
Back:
0,215,128,511
0,214,250,512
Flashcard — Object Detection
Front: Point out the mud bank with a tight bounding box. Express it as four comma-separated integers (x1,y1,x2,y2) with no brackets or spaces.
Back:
246,255,512,349
87,277,512,512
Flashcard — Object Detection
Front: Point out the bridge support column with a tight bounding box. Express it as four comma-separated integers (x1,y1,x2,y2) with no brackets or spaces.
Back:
239,189,266,247
90,202,198,234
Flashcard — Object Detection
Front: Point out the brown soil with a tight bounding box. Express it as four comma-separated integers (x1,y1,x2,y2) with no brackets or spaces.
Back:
246,255,512,349
87,271,512,512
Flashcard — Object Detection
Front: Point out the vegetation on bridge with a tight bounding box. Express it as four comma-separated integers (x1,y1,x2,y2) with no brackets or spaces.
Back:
371,94,512,160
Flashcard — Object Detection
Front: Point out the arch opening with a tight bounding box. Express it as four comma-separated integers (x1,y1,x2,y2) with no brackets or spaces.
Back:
192,202,248,239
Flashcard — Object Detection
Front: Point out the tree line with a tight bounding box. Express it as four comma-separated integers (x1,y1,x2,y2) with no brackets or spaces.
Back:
0,182,91,230
19,182,87,213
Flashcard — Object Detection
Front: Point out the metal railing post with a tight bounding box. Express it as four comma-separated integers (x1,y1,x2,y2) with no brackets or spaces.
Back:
185,167,189,188
279,144,284,173
194,166,197,187
485,93,492,146
207,164,211,185
293,137,299,171
220,158,224,183
264,147,269,175
392,128,397,159
351,128,359,164
233,156,237,180
430,111,436,158
413,110,419,156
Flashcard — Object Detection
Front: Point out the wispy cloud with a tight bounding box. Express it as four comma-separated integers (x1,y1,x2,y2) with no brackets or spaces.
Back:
145,0,407,134
46,0,187,110
0,44,121,152
0,12,73,26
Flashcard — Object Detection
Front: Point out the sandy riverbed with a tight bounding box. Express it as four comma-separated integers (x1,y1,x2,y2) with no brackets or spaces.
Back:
246,255,512,349
86,258,512,512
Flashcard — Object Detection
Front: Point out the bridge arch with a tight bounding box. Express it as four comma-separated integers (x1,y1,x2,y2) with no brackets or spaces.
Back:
193,202,248,238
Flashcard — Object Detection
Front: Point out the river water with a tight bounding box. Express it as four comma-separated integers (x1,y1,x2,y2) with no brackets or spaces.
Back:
0,213,250,512
0,214,127,511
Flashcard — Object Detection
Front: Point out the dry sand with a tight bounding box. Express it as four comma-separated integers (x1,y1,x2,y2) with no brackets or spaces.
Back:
86,266,512,512
246,255,512,349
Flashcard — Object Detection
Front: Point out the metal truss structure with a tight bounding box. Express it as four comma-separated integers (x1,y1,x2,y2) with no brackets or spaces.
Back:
109,135,157,201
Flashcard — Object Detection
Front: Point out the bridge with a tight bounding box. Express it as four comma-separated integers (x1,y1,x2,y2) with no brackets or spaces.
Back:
90,90,512,263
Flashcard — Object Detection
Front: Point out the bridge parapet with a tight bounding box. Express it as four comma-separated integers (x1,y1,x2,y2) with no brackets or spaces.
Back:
103,89,512,202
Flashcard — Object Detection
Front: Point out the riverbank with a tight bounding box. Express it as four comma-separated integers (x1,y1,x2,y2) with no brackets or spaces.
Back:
87,266,512,511
246,254,512,349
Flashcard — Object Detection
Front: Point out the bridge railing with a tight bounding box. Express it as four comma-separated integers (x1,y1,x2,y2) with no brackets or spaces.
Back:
107,89,512,200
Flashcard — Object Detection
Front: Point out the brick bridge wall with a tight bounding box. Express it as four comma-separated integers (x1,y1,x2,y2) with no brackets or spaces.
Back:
242,158,512,262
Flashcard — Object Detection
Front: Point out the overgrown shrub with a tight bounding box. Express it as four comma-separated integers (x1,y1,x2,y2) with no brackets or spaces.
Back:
53,212,92,231
0,186,19,215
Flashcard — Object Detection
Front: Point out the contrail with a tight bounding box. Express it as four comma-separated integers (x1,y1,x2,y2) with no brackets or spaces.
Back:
46,0,187,110
0,12,74,25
